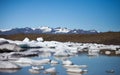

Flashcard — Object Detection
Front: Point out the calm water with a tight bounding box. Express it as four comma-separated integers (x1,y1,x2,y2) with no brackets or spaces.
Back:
0,53,120,75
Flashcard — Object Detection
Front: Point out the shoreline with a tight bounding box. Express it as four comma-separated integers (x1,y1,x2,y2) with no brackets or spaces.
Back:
0,32,120,45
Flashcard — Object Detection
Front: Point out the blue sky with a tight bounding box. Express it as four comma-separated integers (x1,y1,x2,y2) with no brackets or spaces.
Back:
0,0,120,32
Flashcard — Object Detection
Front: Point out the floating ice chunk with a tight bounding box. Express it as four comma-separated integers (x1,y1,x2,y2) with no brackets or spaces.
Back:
115,49,120,54
88,50,99,56
0,53,15,61
54,50,69,57
36,37,43,42
38,66,44,70
38,52,52,58
83,69,88,73
15,63,31,67
0,39,9,45
64,65,87,69
29,69,40,74
0,43,23,52
64,65,80,69
67,72,82,75
0,61,21,69
51,60,59,64
54,49,73,57
23,37,30,42
63,60,73,65
79,65,88,68
43,41,60,48
14,58,32,64
44,67,56,73
0,38,6,41
66,68,82,73
14,58,51,65
70,50,78,54
105,51,111,55
32,59,51,65
31,66,44,70
106,69,115,73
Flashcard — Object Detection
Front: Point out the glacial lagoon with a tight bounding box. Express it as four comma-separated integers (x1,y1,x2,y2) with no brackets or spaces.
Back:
0,50,120,75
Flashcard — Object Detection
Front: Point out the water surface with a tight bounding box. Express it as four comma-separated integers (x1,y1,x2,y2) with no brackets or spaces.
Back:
0,52,120,75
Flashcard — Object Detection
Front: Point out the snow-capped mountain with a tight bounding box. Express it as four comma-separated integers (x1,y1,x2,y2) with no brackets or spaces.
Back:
54,27,70,33
0,26,98,35
37,26,52,33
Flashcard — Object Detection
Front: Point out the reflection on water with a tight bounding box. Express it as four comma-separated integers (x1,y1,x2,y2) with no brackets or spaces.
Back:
0,49,120,75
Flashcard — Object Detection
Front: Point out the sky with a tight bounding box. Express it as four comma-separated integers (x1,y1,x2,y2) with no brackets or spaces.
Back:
0,0,120,32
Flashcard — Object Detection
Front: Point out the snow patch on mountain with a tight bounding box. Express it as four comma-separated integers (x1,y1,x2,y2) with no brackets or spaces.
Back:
54,27,70,33
38,26,52,33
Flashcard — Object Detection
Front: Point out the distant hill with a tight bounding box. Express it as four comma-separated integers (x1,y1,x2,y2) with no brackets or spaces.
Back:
0,26,98,35
0,32,120,45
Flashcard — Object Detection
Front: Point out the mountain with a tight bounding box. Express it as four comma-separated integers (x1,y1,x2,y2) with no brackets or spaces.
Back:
0,26,98,35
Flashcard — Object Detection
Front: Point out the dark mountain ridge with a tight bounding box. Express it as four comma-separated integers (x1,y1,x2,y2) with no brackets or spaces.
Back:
0,27,98,35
